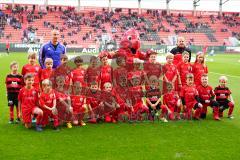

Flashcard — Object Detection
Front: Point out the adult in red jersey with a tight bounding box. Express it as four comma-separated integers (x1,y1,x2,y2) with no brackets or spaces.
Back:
170,37,191,65
18,74,43,131
21,52,41,91
197,74,220,120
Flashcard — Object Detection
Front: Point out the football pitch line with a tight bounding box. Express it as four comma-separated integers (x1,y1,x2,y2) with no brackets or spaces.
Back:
209,71,240,79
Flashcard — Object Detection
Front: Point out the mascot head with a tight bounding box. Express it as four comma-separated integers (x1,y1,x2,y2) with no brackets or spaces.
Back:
120,28,141,55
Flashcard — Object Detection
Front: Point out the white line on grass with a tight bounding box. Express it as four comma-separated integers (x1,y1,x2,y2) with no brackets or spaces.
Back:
209,72,240,79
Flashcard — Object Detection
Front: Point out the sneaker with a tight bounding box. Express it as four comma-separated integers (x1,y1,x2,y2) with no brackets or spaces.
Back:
36,125,43,132
160,117,168,123
66,122,72,128
53,127,60,131
8,120,14,124
88,118,97,123
15,118,21,124
80,121,86,126
111,118,117,123
32,118,36,124
228,115,234,119
219,112,223,118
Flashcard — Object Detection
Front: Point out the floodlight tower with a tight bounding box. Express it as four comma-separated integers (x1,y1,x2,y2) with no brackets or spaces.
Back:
108,0,112,13
219,0,230,16
166,0,171,15
138,0,142,14
77,0,81,12
193,0,200,16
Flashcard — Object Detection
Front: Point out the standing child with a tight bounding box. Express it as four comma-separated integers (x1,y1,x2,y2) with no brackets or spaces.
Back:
18,74,43,131
21,52,41,91
144,50,162,89
5,61,23,123
163,53,181,94
177,51,192,86
192,52,208,86
71,56,86,86
85,56,100,86
113,56,128,87
99,51,113,90
71,82,87,126
180,73,202,120
214,76,234,119
55,75,73,128
40,58,54,82
197,74,220,120
39,79,59,130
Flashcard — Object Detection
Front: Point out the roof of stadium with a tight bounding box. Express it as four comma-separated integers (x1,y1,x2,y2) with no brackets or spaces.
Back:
0,0,239,12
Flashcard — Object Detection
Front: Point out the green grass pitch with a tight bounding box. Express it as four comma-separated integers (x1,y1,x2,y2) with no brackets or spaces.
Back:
0,52,239,160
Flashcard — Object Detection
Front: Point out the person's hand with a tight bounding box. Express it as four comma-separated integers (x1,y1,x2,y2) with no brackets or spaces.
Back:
198,103,203,108
52,107,58,115
67,106,73,113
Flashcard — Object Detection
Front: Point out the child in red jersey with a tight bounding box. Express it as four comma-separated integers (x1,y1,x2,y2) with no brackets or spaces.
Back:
113,56,128,87
144,50,162,88
40,58,53,82
21,52,41,91
5,61,23,123
214,76,234,119
18,74,43,131
163,83,182,120
86,81,102,123
71,56,86,87
197,74,220,120
99,51,113,90
146,75,168,122
128,73,149,121
192,52,208,86
85,56,100,86
163,53,181,94
180,73,203,120
114,76,133,120
39,79,59,130
71,82,87,126
101,82,121,123
55,75,73,128
177,51,192,86
60,54,72,92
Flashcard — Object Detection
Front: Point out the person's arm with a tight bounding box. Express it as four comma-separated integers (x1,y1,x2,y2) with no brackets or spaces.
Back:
39,45,46,68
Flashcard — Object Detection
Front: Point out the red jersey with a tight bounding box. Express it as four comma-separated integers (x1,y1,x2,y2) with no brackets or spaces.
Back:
163,91,179,108
127,70,146,85
146,86,161,102
128,86,144,105
18,87,38,110
85,66,100,85
163,63,178,82
86,89,102,108
71,68,86,85
71,95,85,114
113,67,128,86
173,54,183,66
99,65,113,88
144,62,162,78
180,85,199,105
22,64,41,89
5,74,23,94
192,63,208,86
55,90,69,101
197,85,215,102
177,62,192,85
214,86,231,102
39,89,56,108
114,86,130,103
40,68,53,81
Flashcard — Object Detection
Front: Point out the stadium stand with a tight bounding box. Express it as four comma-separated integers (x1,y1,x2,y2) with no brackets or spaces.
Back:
0,4,239,46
